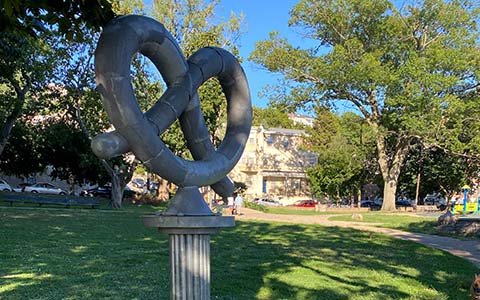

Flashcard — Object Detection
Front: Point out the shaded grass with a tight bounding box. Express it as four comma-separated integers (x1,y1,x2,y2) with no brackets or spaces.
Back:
0,193,168,213
0,206,477,299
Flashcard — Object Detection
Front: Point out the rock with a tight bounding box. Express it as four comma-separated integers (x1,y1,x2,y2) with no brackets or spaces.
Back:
352,213,363,221
437,210,458,225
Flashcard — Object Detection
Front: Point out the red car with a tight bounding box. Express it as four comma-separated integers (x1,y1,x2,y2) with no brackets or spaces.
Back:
292,200,317,208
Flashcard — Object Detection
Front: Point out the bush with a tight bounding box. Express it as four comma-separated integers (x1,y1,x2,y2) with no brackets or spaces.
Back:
245,200,268,212
131,192,168,206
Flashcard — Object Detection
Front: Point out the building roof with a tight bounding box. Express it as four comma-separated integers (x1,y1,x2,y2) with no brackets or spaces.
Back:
263,127,305,135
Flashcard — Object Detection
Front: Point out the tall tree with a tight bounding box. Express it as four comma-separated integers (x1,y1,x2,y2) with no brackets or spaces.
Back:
0,32,53,156
148,0,245,198
0,121,46,177
43,2,148,207
1,0,115,40
398,146,479,204
39,120,111,186
151,0,244,148
250,0,480,210
252,106,296,129
0,0,116,158
305,108,377,202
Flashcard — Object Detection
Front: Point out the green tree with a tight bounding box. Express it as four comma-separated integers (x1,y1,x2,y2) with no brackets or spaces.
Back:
398,146,479,205
252,106,295,128
0,0,116,159
146,0,245,198
39,120,110,187
1,0,115,40
0,32,54,156
151,0,244,149
0,121,45,177
305,108,376,203
250,0,480,211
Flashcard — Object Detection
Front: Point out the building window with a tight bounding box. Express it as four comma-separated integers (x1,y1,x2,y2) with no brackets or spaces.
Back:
247,153,255,165
246,175,253,187
248,136,255,144
266,136,273,145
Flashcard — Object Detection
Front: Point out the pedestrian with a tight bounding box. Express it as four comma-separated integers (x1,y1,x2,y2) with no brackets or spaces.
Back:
235,194,243,215
227,196,234,215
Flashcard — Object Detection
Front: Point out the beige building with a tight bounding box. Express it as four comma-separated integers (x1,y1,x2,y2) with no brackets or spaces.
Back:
229,126,318,205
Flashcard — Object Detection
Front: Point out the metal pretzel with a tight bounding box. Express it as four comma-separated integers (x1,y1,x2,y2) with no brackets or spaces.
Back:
91,15,252,198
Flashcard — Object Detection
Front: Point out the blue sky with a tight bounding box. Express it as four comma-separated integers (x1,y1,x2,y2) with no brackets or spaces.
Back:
214,0,313,108
142,0,317,109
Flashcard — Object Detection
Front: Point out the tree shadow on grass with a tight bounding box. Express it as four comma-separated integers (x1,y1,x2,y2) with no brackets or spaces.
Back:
0,208,477,299
0,208,171,299
399,219,480,240
212,221,477,299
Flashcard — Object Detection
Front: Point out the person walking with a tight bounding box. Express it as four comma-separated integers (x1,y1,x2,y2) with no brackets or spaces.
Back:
227,196,234,215
234,194,243,215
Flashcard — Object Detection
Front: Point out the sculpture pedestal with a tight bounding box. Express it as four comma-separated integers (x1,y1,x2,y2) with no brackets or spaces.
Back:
143,214,234,300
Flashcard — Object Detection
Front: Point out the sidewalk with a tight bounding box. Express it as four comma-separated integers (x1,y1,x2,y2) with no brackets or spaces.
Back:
235,208,480,267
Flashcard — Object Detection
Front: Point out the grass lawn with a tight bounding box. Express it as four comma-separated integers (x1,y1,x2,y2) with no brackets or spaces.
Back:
266,207,344,215
0,204,478,299
260,206,478,240
329,213,439,232
327,213,480,240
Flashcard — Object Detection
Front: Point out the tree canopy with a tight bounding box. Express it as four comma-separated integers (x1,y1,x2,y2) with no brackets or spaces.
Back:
305,108,377,201
251,0,480,210
0,0,246,207
0,0,115,40
252,106,296,129
151,0,245,151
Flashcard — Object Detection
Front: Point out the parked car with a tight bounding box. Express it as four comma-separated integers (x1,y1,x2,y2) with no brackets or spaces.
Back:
81,185,135,198
131,178,146,188
149,181,159,191
0,179,12,192
23,182,67,195
12,183,31,192
360,200,381,209
292,199,317,208
81,186,112,198
395,197,412,207
253,198,282,207
423,192,446,209
12,186,23,192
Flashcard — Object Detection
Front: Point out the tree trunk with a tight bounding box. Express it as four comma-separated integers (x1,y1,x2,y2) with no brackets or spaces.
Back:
0,76,30,156
111,171,124,209
76,101,137,209
156,178,170,201
414,172,421,206
357,185,361,208
0,116,17,156
382,179,398,211
372,123,411,211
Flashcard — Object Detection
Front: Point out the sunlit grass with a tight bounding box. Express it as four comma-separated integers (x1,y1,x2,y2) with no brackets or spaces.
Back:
267,206,346,215
328,213,440,233
0,205,477,299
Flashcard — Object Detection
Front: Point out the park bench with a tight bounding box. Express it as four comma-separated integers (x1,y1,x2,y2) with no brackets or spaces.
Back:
2,194,100,208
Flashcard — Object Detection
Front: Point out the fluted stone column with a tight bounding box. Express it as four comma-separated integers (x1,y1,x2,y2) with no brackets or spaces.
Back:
169,232,210,299
143,195,234,300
